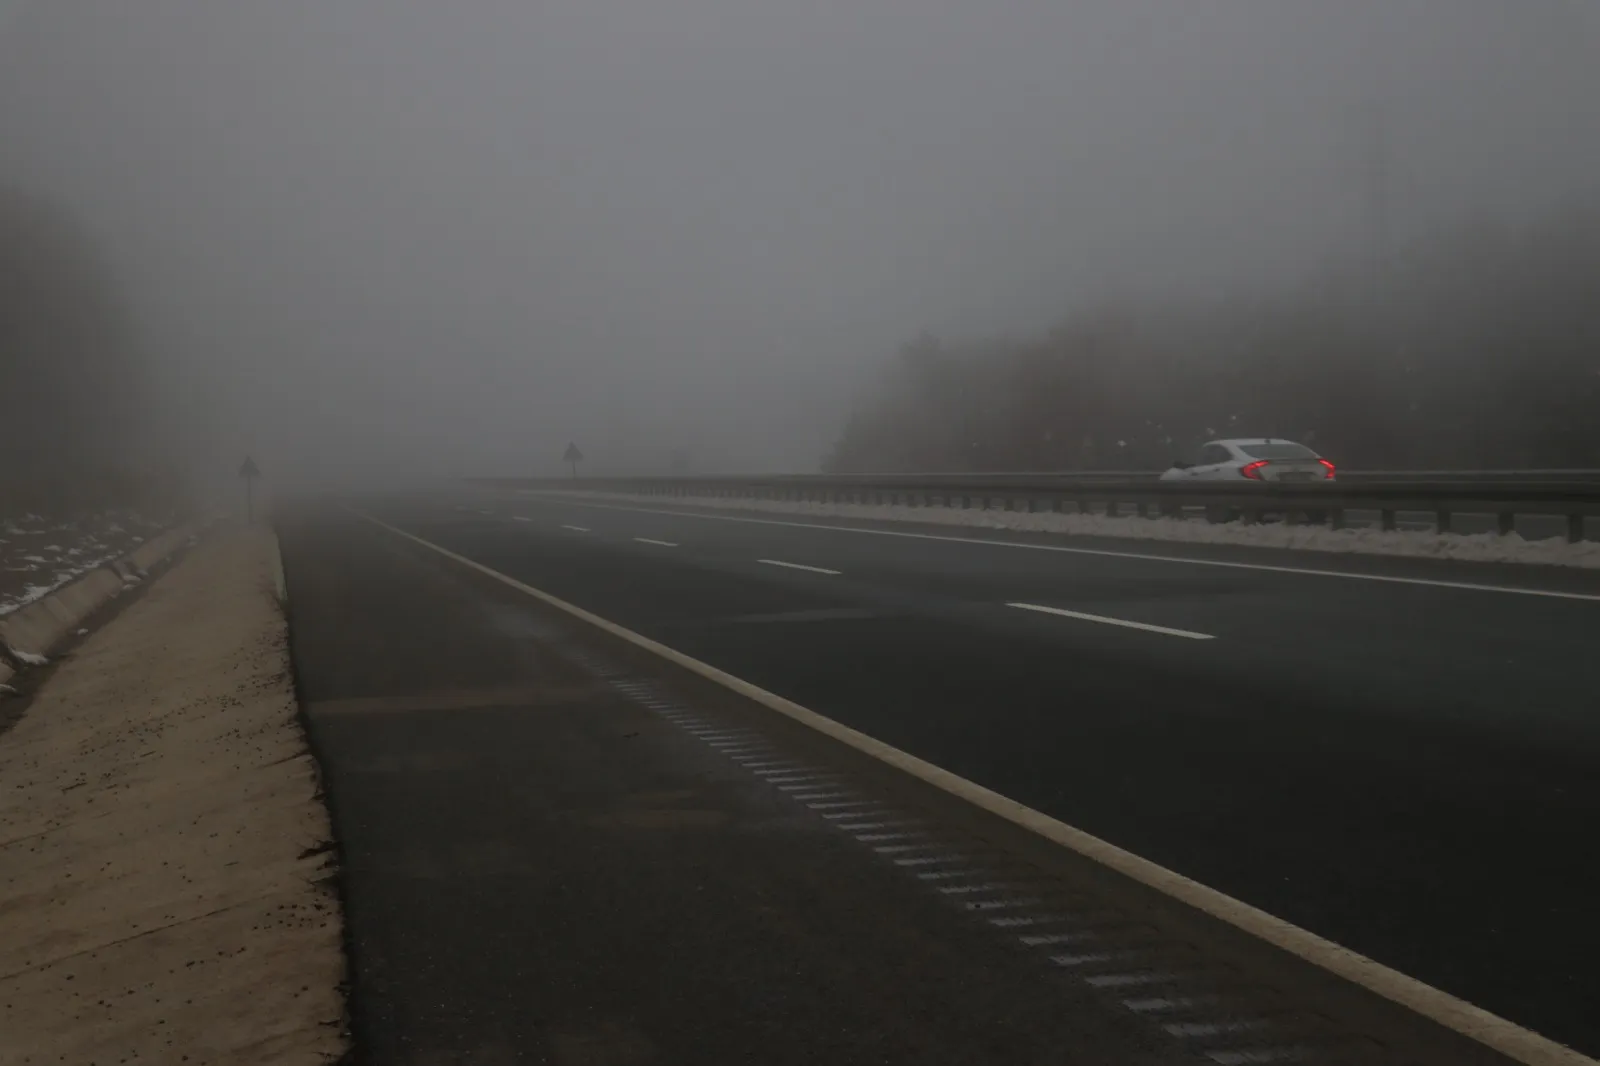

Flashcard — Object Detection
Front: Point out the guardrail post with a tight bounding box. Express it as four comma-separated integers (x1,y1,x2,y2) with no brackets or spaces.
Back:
1381,509,1396,532
1569,514,1584,543
1078,499,1092,515
1436,508,1452,534
1497,512,1515,536
1329,508,1345,531
1105,501,1119,519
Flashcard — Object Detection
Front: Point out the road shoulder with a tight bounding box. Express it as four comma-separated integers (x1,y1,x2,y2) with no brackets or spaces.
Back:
0,524,347,1065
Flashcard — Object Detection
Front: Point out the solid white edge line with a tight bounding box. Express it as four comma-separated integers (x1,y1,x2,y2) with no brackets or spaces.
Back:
351,507,1596,1066
632,537,678,547
1009,602,1215,641
514,495,1600,603
757,558,843,576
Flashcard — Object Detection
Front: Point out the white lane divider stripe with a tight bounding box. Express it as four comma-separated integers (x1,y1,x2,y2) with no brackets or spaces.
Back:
757,558,842,576
561,524,591,532
633,537,677,546
512,516,532,523
1008,602,1216,641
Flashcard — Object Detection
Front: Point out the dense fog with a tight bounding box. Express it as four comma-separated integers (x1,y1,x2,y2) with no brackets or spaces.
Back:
2,1,1597,496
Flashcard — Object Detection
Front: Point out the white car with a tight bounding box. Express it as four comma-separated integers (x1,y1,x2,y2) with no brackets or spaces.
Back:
1161,438,1336,483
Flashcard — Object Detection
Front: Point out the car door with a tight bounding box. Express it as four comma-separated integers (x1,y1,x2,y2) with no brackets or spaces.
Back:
1191,443,1234,480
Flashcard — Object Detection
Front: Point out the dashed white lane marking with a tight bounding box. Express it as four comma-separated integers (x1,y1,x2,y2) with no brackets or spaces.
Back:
633,536,676,546
837,820,922,832
1051,952,1120,967
756,558,843,576
560,524,590,532
518,496,1600,603
1008,602,1216,641
1125,996,1219,1013
513,516,532,523
893,854,970,867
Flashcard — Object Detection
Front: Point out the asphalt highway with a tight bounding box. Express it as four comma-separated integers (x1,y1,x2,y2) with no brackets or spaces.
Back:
284,492,1600,1062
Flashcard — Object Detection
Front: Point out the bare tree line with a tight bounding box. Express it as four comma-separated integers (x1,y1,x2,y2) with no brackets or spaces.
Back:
0,187,174,513
825,210,1600,474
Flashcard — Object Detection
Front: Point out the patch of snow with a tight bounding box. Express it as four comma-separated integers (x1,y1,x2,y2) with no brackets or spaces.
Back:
22,555,48,564
0,684,18,696
532,490,1600,570
76,628,89,636
10,649,47,666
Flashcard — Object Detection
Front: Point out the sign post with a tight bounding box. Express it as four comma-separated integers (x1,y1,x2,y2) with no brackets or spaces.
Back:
239,456,261,521
563,442,584,479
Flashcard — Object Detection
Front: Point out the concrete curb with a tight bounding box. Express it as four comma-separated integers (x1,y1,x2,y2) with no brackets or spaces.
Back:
0,522,198,673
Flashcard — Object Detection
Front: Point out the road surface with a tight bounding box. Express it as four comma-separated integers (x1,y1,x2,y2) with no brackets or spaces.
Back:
282,491,1600,1063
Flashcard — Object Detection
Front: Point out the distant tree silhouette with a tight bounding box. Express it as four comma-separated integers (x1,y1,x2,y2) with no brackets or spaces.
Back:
0,187,148,511
825,211,1600,473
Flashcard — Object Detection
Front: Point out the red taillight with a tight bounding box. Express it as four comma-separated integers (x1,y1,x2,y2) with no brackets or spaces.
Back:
1240,460,1269,480
1318,458,1336,479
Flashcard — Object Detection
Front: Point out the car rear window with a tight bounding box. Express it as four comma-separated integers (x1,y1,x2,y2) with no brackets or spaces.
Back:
1238,443,1317,460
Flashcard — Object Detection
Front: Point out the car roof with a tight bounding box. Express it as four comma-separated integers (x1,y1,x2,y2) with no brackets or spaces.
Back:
1208,437,1306,447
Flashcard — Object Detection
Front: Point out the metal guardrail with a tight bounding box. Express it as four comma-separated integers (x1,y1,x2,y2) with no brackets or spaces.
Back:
472,474,1600,542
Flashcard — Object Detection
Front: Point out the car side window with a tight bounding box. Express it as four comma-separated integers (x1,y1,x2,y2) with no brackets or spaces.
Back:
1201,444,1231,465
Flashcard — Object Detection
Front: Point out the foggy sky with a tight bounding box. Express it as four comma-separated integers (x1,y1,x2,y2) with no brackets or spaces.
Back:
2,1,1596,483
